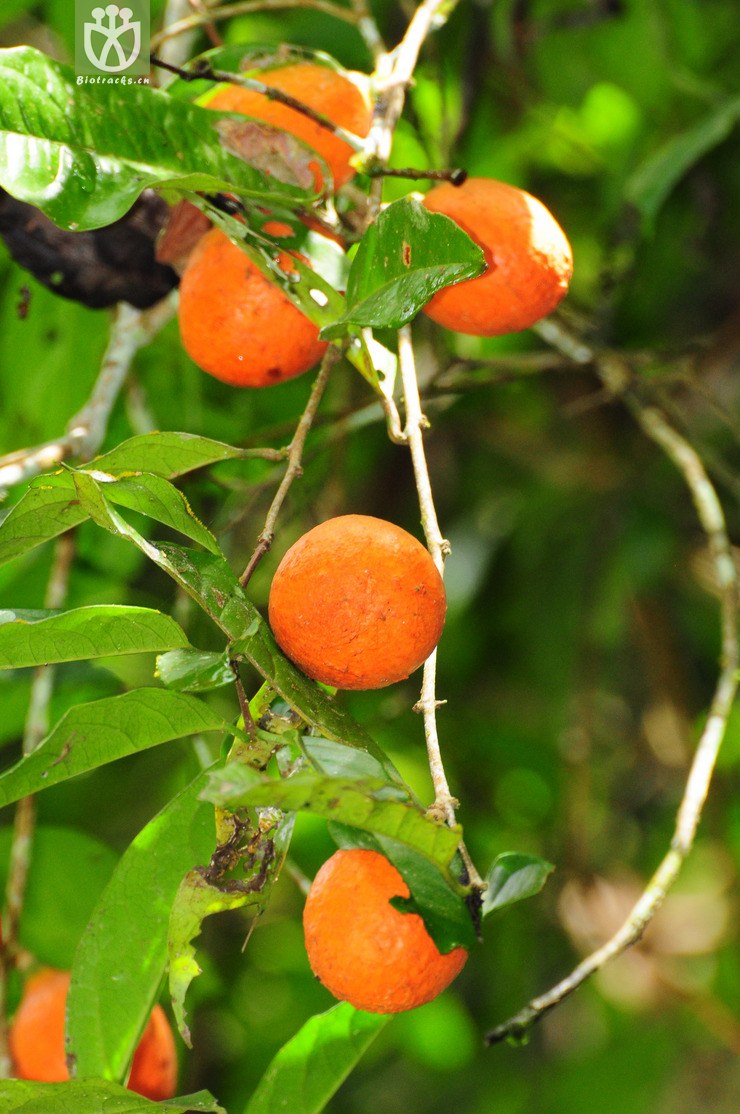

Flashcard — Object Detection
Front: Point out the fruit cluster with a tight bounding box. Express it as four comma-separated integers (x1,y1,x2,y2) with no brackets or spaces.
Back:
176,60,573,389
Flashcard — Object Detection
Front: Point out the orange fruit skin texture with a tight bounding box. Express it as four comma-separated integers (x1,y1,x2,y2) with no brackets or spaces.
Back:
268,514,446,690
303,849,468,1014
9,968,177,1100
205,62,372,189
178,227,328,387
423,177,573,336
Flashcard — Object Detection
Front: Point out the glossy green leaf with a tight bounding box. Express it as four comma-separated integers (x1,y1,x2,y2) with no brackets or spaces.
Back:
93,472,220,554
157,649,235,692
90,432,251,480
0,826,118,970
168,810,294,1046
626,96,740,231
0,690,228,808
0,1080,223,1112
320,197,486,339
245,1002,390,1114
0,605,189,668
481,853,555,917
68,772,216,1083
202,767,462,878
0,47,311,231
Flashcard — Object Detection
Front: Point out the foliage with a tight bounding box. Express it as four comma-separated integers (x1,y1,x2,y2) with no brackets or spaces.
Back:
0,1,738,1112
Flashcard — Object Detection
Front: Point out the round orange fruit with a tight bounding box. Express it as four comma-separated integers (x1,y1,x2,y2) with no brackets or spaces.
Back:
178,227,328,387
267,514,446,690
422,177,573,335
204,61,372,189
9,968,177,1099
303,849,468,1013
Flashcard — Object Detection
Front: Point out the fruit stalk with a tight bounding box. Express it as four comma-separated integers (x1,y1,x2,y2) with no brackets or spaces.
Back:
239,347,339,587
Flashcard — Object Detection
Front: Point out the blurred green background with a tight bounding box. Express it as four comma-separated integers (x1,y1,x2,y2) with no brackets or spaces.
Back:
0,0,739,1111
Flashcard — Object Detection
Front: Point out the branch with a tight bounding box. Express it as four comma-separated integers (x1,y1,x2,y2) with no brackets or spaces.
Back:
486,319,739,1046
239,348,339,587
0,297,175,498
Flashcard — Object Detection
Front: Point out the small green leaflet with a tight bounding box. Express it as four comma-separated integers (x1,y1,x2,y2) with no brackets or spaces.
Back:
157,648,235,693
321,197,486,339
0,605,190,669
245,1003,390,1114
481,852,555,918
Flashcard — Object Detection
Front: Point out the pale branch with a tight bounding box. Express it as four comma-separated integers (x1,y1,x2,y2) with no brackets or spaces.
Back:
156,0,221,83
486,319,739,1047
349,0,387,60
0,297,176,498
0,533,76,1077
364,0,461,175
239,348,339,587
150,0,360,52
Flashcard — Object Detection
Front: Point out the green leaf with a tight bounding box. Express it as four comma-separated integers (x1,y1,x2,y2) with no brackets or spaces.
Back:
0,472,84,567
202,767,463,880
157,649,235,692
0,826,118,969
94,472,220,554
91,432,251,480
320,197,486,339
626,96,740,232
168,810,294,1046
245,1002,390,1114
0,689,229,808
481,853,555,918
0,47,311,231
0,1080,224,1112
68,772,216,1083
0,605,189,668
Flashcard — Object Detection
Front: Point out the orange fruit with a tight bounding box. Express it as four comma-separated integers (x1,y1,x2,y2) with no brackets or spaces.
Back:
303,849,468,1013
178,227,328,387
9,968,177,1100
268,514,446,690
204,61,372,189
422,177,573,335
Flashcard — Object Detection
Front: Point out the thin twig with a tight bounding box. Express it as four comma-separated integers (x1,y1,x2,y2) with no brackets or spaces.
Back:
349,0,386,60
150,0,360,51
0,298,176,498
239,348,338,587
150,55,367,153
155,0,221,85
486,320,739,1047
0,533,76,1076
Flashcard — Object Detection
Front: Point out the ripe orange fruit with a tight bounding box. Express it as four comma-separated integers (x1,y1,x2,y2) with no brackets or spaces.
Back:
268,515,446,690
9,968,177,1100
204,61,372,189
178,227,328,387
422,177,573,335
303,849,468,1013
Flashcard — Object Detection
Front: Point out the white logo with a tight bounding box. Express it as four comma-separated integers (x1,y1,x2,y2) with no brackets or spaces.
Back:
83,5,141,73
